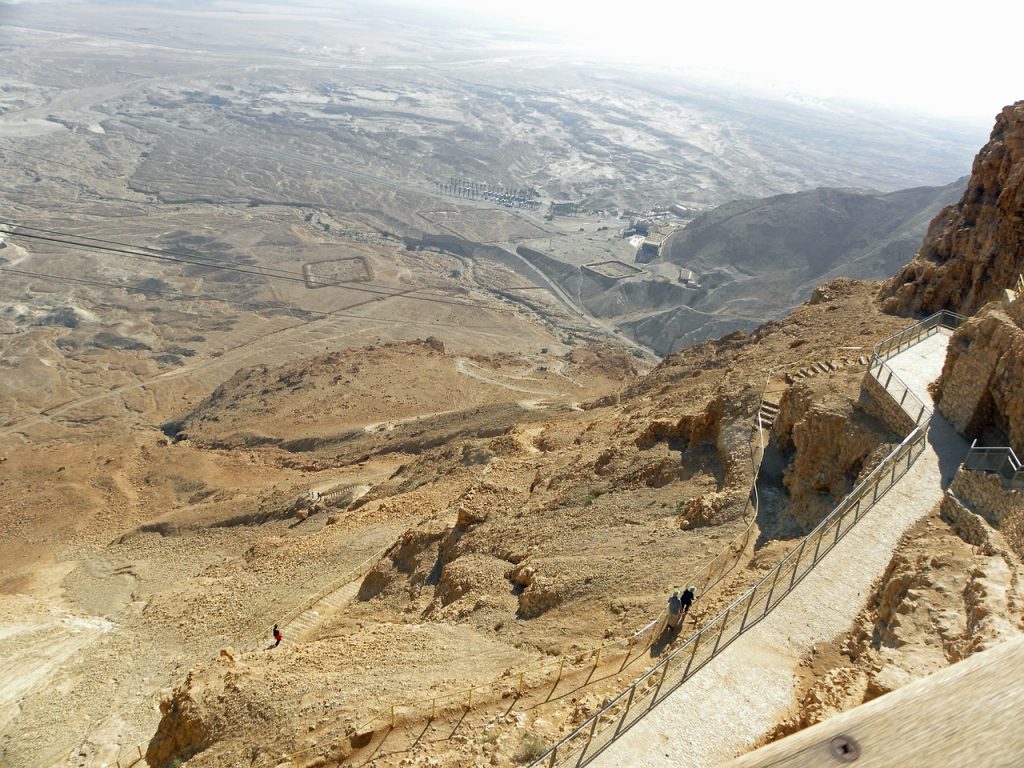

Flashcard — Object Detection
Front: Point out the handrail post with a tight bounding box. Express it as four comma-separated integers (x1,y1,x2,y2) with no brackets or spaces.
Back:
788,539,807,589
615,682,638,736
711,608,731,656
682,631,703,679
547,744,558,768
764,564,783,613
739,588,756,631
584,710,601,749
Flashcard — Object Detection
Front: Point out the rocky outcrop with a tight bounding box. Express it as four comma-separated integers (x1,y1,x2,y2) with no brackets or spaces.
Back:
880,101,1024,317
934,296,1024,454
357,523,449,601
773,375,897,528
947,467,1024,559
146,669,215,767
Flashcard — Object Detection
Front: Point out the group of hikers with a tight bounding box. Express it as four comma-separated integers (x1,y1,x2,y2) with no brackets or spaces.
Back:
667,586,696,629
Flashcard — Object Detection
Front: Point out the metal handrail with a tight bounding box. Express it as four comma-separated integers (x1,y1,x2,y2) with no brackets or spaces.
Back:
965,440,1024,490
870,310,965,364
531,427,927,768
531,346,937,767
867,358,931,426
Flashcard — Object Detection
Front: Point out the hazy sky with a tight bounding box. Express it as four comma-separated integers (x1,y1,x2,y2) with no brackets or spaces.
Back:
390,0,1021,123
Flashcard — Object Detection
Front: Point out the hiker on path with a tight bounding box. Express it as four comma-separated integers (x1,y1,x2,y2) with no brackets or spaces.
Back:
667,590,683,629
272,624,283,648
681,586,696,618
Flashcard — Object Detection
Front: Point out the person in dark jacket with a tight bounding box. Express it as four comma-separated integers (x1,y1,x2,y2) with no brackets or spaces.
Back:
272,624,283,648
681,586,696,617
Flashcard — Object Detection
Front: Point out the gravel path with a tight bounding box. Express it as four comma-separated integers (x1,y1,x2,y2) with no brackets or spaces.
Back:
592,330,965,767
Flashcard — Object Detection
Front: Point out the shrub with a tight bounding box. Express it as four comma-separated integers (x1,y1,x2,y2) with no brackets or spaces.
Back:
515,731,548,763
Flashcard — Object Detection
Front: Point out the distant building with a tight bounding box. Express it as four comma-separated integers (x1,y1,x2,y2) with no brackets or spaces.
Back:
637,239,661,263
678,268,696,285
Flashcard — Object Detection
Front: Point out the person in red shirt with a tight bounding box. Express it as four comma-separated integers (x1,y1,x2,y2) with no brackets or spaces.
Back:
272,624,283,648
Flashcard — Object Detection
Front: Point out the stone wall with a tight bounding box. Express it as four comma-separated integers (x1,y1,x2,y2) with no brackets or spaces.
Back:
934,296,1024,454
940,492,996,551
949,467,1024,559
860,370,917,437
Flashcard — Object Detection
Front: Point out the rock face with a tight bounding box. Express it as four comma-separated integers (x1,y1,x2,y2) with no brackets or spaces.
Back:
772,373,896,529
880,101,1024,317
934,296,1024,454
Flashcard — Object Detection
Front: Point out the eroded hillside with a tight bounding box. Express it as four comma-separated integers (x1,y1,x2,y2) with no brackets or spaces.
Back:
133,278,917,767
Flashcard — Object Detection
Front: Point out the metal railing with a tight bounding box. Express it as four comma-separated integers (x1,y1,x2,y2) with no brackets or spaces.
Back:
530,426,928,768
867,358,932,426
532,314,954,767
870,309,965,363
867,310,965,427
966,441,1024,490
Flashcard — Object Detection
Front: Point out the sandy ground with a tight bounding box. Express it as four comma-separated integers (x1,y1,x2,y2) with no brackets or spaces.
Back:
593,330,965,767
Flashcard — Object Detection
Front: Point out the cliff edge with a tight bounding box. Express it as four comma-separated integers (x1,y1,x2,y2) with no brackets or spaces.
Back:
881,101,1024,316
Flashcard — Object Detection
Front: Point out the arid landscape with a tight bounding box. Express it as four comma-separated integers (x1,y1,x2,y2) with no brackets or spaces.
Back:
1,2,1022,768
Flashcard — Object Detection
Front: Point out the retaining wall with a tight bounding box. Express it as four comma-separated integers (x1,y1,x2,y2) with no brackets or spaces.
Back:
861,371,918,436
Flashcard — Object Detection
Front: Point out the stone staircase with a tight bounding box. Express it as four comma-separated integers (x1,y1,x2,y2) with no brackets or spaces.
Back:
786,355,869,383
282,579,362,645
758,400,781,430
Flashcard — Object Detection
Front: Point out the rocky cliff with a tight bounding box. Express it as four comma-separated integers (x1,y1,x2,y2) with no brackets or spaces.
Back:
770,370,897,530
934,294,1024,454
881,101,1024,316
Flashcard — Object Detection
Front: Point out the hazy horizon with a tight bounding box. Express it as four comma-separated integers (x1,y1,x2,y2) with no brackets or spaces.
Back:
1,0,1017,126
382,0,1021,124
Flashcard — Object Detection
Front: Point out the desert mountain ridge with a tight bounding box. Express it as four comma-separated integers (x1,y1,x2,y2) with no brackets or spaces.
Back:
617,177,967,354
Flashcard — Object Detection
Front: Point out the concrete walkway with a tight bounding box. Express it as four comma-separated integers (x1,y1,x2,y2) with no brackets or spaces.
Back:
593,330,966,767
